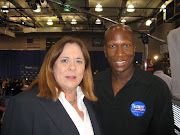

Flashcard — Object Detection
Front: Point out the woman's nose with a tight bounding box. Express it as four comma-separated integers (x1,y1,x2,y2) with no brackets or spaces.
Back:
69,61,76,71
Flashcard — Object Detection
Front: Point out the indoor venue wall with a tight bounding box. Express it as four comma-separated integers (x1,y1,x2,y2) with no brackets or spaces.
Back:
0,50,142,80
0,32,146,57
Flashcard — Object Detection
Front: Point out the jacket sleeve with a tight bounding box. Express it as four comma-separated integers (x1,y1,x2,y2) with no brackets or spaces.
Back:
1,96,34,135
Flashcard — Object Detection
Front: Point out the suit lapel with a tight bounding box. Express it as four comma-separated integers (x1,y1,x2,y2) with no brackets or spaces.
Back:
84,98,102,135
38,97,79,135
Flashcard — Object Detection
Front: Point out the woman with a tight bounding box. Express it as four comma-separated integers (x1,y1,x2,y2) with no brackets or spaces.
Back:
1,36,102,135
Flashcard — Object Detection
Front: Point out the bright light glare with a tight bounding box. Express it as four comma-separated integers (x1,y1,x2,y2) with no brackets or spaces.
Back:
95,4,103,12
33,5,41,12
71,18,77,24
127,5,135,12
146,19,152,26
121,19,126,23
154,55,158,60
47,19,53,25
95,18,101,24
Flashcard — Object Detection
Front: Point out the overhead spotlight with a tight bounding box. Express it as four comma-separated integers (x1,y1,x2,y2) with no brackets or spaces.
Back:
127,4,135,12
95,18,101,24
95,4,103,12
61,0,66,4
145,19,152,26
31,3,37,10
71,18,77,24
64,5,70,12
121,19,126,23
1,6,9,13
47,19,53,25
21,20,25,25
33,5,41,12
35,0,41,6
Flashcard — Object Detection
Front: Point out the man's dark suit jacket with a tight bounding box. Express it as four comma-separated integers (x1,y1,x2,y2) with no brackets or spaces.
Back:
1,88,103,135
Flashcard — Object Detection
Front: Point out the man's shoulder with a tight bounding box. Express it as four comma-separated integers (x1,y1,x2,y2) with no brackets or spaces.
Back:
135,67,154,79
135,67,163,85
93,69,110,81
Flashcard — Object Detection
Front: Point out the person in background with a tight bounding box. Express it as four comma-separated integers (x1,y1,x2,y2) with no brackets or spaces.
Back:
0,78,3,96
0,97,5,122
2,79,7,96
1,36,102,135
153,60,172,91
147,59,154,72
0,77,2,90
0,97,6,133
93,23,174,135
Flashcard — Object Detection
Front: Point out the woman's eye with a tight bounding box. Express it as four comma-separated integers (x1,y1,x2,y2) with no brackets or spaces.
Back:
76,60,83,64
61,59,68,63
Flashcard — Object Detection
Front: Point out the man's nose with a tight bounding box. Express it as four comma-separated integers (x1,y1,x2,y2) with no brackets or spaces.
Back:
116,46,124,56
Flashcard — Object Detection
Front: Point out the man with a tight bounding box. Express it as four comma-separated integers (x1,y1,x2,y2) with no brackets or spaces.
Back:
94,24,174,135
153,60,172,91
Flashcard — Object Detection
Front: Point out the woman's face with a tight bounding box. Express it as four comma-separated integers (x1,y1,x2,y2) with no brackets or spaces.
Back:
53,43,85,92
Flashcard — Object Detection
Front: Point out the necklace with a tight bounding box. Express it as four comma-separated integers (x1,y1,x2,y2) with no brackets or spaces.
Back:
68,98,77,105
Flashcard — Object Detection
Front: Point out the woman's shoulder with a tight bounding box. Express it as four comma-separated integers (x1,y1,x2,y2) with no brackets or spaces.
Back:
9,88,40,105
16,88,39,97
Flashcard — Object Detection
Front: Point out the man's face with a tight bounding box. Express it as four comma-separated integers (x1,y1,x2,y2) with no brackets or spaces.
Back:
104,29,136,73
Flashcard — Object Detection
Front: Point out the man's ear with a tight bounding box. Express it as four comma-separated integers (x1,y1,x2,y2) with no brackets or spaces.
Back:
104,45,107,58
134,44,136,52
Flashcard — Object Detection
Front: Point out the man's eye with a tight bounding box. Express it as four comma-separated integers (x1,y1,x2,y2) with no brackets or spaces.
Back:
123,44,130,48
109,45,116,48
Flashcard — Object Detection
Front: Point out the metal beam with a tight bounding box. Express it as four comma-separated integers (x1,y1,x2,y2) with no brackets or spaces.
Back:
8,0,42,28
117,0,128,22
0,28,15,38
47,1,66,25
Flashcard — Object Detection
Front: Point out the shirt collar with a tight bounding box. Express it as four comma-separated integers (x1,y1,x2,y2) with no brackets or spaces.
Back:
154,70,164,74
58,86,85,111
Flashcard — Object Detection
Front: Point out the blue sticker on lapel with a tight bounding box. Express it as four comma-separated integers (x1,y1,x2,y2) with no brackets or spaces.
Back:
130,101,146,117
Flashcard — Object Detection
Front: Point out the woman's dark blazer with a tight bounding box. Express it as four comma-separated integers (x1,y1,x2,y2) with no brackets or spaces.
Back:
1,88,103,135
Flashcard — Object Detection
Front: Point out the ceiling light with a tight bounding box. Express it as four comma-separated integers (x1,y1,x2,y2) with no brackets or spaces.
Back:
1,6,9,13
145,19,152,26
71,18,77,24
95,4,103,12
64,5,70,12
127,4,135,12
21,21,25,25
31,3,37,10
121,19,126,23
95,18,101,24
33,5,41,12
47,19,53,25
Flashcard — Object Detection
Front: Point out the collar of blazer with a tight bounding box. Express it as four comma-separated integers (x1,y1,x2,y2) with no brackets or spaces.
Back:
38,94,101,135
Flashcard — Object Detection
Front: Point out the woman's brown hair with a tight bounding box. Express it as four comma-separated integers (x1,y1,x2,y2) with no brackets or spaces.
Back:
27,36,97,101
